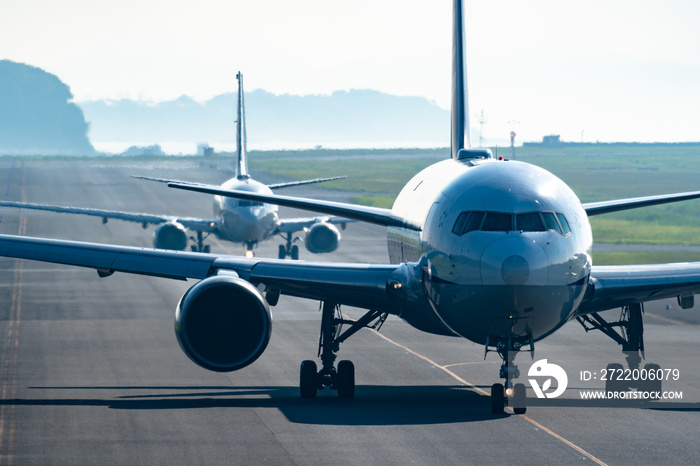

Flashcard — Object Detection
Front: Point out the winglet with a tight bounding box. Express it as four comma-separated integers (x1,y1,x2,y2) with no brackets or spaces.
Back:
235,71,249,180
451,0,470,159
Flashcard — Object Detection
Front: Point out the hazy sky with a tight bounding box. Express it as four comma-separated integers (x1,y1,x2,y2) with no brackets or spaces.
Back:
2,0,699,144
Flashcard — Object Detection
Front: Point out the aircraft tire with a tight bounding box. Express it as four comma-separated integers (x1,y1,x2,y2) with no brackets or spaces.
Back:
300,360,318,399
512,383,526,414
291,245,299,260
278,245,286,259
336,360,355,399
491,383,505,414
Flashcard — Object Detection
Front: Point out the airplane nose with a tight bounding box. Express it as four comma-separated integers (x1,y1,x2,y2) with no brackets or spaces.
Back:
501,254,529,285
481,236,548,286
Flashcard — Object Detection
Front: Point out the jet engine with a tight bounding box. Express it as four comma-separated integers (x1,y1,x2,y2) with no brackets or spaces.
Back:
153,222,188,250
304,222,341,254
175,275,272,372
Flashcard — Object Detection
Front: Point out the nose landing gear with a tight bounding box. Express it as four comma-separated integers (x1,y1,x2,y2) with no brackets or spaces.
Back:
487,335,533,415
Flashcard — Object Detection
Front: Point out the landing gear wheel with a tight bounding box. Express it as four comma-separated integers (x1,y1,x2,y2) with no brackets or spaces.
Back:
512,383,527,414
336,360,355,399
202,245,211,254
640,363,662,400
278,245,286,259
605,363,625,395
300,360,318,399
291,245,299,260
491,383,505,414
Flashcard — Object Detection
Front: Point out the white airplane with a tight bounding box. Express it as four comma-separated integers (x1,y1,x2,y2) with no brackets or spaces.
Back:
0,72,349,259
2,0,700,414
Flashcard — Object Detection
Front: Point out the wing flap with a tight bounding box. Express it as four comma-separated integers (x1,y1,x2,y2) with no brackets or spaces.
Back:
579,263,700,314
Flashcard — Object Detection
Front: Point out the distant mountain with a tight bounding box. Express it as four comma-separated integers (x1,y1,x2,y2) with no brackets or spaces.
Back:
78,89,450,153
0,60,95,155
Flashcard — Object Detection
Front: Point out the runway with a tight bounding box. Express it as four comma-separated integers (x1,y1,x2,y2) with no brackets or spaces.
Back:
1,157,699,465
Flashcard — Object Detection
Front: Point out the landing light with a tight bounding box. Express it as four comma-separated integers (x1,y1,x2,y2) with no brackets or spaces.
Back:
245,250,254,258
505,387,514,397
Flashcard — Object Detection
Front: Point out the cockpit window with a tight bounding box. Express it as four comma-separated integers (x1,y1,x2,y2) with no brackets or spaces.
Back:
452,210,571,236
542,212,562,234
556,213,571,235
452,212,470,235
516,213,545,232
482,212,512,232
463,212,484,233
451,211,484,236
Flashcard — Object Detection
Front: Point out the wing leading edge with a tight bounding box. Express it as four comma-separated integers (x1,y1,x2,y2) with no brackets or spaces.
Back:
580,263,700,314
167,181,422,231
0,200,219,233
584,191,700,216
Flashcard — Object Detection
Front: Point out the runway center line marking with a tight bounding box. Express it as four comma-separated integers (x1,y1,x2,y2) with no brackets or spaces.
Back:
368,327,609,466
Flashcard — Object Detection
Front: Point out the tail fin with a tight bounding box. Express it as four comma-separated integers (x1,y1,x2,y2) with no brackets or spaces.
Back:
451,0,471,158
235,72,249,180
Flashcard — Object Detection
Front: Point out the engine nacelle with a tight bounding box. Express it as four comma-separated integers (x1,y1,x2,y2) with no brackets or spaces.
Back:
175,276,272,372
153,222,188,250
304,222,341,254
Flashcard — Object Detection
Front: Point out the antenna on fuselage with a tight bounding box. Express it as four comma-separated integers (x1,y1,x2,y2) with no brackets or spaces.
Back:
451,0,471,158
235,71,250,180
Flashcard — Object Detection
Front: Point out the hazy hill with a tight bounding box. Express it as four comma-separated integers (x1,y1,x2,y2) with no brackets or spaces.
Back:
0,60,95,155
79,89,450,153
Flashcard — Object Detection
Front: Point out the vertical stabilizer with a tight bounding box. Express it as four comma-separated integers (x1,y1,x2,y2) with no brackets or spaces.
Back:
451,0,471,158
236,72,249,180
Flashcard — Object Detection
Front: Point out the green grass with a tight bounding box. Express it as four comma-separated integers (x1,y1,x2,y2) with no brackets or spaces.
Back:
593,251,700,265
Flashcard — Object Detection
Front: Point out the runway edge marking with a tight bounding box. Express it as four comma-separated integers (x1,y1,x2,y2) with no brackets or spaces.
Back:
368,328,609,466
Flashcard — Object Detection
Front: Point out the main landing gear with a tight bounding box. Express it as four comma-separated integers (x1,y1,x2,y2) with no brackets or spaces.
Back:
189,231,211,253
299,301,388,399
577,303,663,397
278,232,300,260
487,334,533,415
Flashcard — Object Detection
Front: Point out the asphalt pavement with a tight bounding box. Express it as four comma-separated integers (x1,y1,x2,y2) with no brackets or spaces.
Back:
0,158,699,465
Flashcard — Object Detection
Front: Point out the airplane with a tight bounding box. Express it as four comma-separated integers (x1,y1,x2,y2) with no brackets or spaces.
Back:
2,0,700,415
0,72,350,260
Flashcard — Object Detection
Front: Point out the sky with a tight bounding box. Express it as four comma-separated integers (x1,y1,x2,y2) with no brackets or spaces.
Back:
2,0,699,145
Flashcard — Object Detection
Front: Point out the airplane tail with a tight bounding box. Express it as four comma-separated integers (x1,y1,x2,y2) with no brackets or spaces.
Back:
451,0,471,158
235,72,250,180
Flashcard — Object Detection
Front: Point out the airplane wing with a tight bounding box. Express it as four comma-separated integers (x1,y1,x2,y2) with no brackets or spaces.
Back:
132,175,347,190
166,182,422,231
268,176,347,190
584,191,700,216
0,234,403,311
578,263,700,314
0,200,219,233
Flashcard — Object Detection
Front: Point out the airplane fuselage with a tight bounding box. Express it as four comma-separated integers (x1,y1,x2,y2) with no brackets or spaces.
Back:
213,177,279,246
388,156,593,347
